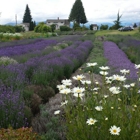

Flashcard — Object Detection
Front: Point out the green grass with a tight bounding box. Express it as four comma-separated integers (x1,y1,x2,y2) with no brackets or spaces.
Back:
95,29,139,37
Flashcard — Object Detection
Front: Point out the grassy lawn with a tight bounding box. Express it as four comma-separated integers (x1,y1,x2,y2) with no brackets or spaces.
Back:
95,29,139,36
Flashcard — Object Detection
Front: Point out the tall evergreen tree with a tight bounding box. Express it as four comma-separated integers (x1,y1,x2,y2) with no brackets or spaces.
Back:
113,11,122,29
69,0,87,25
133,23,137,28
23,4,32,23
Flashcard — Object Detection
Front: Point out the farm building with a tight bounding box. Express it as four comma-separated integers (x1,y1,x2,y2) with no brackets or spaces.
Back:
46,17,70,30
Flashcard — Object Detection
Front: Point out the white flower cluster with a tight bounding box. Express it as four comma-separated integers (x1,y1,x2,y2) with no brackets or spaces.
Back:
0,32,22,36
0,56,18,66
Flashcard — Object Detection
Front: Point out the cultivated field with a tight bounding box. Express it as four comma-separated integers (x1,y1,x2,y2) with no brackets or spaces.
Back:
0,29,140,139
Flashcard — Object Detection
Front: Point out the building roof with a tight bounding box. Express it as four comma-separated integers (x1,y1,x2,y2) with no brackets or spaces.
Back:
91,24,98,26
46,18,69,25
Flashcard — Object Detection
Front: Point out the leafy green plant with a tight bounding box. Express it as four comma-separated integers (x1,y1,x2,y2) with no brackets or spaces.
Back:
58,64,140,140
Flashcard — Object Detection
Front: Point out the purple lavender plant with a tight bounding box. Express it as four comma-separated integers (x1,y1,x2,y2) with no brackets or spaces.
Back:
0,82,26,129
0,39,57,57
103,41,138,80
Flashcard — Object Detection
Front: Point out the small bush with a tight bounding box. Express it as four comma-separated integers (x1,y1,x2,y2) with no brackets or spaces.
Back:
60,26,71,31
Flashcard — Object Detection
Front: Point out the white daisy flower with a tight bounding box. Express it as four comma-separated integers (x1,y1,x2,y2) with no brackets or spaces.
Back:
91,87,99,91
81,80,91,85
59,88,71,94
61,100,68,106
99,66,110,71
130,83,135,87
112,75,126,82
57,84,66,91
120,69,130,75
86,118,97,125
104,95,109,98
109,125,121,135
135,64,140,69
72,87,85,94
73,74,85,81
95,106,103,111
61,79,72,86
86,62,97,67
100,71,108,76
54,110,60,115
73,93,85,99
109,87,121,94
123,84,130,89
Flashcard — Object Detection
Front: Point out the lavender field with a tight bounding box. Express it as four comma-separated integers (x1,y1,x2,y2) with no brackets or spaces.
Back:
1,33,140,139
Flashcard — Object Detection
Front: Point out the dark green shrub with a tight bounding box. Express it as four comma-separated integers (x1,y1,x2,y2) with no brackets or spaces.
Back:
14,25,25,32
37,86,55,103
50,24,56,32
60,26,71,31
100,24,108,30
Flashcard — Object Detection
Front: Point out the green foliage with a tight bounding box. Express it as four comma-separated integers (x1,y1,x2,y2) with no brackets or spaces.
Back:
33,105,64,140
29,21,36,31
34,22,51,33
60,26,71,31
50,24,56,32
69,0,87,24
14,25,25,32
89,24,93,30
0,127,40,140
59,64,140,140
0,25,15,33
83,41,107,74
133,23,137,28
100,24,108,30
111,11,122,30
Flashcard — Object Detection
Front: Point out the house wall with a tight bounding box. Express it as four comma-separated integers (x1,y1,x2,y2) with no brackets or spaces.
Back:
46,21,69,29
17,24,29,31
93,26,97,30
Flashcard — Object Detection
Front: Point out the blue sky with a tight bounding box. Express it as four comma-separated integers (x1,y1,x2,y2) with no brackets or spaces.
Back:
0,0,140,25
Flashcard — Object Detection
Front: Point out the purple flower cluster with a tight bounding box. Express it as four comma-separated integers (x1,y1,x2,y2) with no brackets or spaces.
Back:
123,38,140,47
0,39,57,57
0,40,93,86
0,83,25,129
103,41,138,80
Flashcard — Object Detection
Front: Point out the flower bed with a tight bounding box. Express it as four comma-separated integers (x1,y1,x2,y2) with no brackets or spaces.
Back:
103,41,137,80
0,39,57,56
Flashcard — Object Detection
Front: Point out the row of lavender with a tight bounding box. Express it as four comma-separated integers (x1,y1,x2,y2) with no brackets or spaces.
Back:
103,41,137,80
0,39,57,57
0,39,93,129
1,40,92,86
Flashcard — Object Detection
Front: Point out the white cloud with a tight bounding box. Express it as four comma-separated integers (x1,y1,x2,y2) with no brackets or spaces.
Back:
0,0,140,25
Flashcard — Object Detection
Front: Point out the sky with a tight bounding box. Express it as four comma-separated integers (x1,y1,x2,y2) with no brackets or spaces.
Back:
0,0,140,25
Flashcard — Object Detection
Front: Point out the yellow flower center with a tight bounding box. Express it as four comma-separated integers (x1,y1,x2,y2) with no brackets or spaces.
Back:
113,129,117,133
90,120,94,124
76,89,81,93
77,77,82,80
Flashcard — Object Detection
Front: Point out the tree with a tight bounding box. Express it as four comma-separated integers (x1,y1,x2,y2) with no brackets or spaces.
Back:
112,11,122,30
23,4,32,23
69,0,87,25
133,23,137,28
100,24,108,30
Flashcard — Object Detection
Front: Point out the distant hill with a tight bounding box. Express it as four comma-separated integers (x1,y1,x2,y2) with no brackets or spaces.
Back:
5,21,137,28
5,22,16,26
